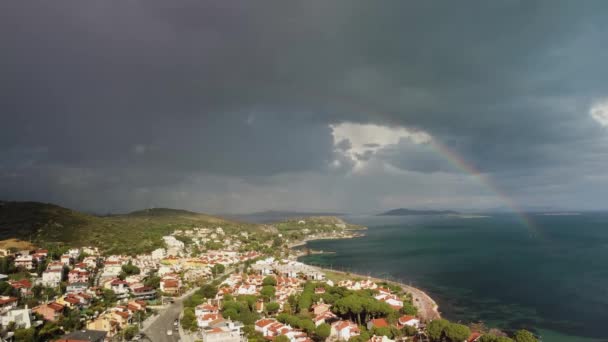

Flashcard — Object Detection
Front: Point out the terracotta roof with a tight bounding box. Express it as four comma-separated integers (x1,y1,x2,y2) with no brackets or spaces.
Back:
468,332,482,342
0,297,18,305
256,319,276,328
369,318,389,328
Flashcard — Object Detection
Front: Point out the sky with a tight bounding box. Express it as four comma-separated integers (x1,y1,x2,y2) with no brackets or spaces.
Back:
2,1,608,214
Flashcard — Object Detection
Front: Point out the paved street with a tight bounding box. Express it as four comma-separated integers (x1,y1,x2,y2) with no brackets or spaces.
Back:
142,268,235,342
142,296,184,342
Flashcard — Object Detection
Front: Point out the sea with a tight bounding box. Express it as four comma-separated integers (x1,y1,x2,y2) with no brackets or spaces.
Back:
296,213,608,342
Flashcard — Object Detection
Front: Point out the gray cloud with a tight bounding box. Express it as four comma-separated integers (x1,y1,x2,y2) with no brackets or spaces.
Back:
2,0,608,212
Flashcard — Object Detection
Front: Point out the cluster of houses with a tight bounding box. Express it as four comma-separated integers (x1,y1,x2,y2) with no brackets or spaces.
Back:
0,226,263,341
181,256,423,342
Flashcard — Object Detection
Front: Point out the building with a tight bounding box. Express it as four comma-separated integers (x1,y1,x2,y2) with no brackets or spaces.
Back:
68,269,90,284
0,297,18,314
331,320,360,341
1,307,36,329
14,255,34,270
397,315,420,328
33,302,65,321
131,286,156,300
42,270,63,288
60,254,72,266
202,319,244,342
55,329,107,342
66,282,89,294
367,318,389,331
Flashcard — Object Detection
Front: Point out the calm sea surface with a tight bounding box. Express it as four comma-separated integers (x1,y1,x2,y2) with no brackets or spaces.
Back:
299,213,608,342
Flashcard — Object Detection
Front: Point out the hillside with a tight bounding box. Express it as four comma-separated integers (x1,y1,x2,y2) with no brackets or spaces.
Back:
378,208,459,216
0,201,260,254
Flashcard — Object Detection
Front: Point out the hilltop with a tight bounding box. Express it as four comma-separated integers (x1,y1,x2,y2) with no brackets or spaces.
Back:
0,201,260,255
378,208,459,216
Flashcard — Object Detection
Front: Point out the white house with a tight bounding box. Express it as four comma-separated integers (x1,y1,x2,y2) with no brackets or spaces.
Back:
398,315,420,328
1,307,36,329
41,270,63,288
331,320,360,341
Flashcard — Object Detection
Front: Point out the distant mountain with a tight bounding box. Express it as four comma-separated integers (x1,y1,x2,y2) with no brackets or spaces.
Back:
378,208,459,216
0,201,259,254
225,210,345,223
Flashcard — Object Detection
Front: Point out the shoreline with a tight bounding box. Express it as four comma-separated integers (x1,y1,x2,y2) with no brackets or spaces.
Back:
290,236,441,322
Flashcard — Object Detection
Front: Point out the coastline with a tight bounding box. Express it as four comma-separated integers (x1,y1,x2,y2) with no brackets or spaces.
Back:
290,236,441,322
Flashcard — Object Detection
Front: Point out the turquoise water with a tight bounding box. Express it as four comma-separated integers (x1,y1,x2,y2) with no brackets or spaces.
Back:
299,214,608,342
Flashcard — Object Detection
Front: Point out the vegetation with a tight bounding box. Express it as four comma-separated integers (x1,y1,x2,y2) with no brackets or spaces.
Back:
0,201,261,254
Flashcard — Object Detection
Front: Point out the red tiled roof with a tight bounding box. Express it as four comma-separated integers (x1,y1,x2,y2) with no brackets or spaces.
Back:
369,318,389,328
0,297,18,305
468,332,482,342
256,319,276,328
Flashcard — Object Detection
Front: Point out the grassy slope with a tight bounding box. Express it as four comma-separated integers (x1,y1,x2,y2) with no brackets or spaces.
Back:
0,201,259,254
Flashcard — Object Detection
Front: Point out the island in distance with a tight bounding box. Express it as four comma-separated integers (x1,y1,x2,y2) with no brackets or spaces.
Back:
378,208,459,216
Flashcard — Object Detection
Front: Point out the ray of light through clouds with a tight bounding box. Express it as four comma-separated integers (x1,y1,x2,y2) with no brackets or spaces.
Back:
590,100,608,127
2,0,608,213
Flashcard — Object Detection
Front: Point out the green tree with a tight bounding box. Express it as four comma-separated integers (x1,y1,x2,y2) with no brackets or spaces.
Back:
181,307,197,331
372,326,393,338
479,335,514,342
212,264,225,277
144,275,161,289
402,325,417,336
514,330,537,342
14,328,36,342
427,319,449,342
263,276,277,286
122,325,140,340
266,302,280,314
122,261,141,276
199,284,218,299
444,323,471,342
315,323,331,340
38,322,63,340
260,285,276,300
275,335,290,342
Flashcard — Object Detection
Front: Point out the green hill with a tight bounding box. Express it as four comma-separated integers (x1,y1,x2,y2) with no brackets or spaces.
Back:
0,201,259,255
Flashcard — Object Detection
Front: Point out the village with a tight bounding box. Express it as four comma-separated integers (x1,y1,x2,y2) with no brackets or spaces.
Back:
0,221,535,342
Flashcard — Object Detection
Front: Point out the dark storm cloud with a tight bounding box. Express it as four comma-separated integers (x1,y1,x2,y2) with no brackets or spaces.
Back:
2,0,608,211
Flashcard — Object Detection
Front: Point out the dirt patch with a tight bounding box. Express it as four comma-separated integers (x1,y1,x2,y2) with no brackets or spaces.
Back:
0,238,36,250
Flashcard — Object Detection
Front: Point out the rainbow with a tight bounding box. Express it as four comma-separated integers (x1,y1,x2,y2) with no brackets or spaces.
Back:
327,96,538,234
427,138,539,235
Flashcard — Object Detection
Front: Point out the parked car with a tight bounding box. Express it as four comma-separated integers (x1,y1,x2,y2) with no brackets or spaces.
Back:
167,330,173,336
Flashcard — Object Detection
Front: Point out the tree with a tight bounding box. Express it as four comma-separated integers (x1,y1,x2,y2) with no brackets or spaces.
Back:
260,285,276,300
372,326,393,338
144,275,161,289
37,321,61,339
101,289,117,307
514,330,538,342
315,323,331,340
263,276,277,286
275,335,290,342
198,284,218,299
181,307,198,331
444,323,471,342
122,261,141,276
14,328,36,342
212,264,225,277
427,319,449,342
402,325,417,336
266,302,280,314
479,335,514,342
122,325,139,340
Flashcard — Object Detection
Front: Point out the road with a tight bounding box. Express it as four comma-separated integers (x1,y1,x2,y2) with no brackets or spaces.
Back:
142,268,236,342
142,296,184,342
